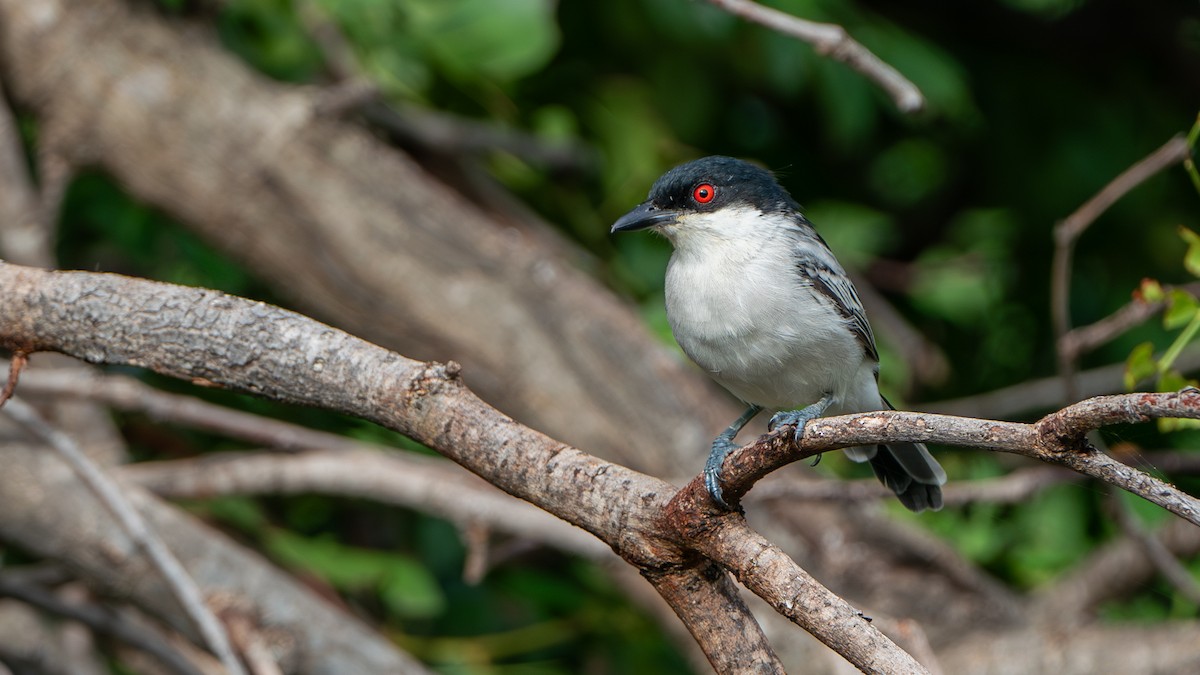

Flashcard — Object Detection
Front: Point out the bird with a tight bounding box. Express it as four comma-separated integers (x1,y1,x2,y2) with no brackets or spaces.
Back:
611,155,945,512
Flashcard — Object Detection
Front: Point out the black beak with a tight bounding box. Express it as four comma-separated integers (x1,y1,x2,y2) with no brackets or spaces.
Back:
611,202,678,233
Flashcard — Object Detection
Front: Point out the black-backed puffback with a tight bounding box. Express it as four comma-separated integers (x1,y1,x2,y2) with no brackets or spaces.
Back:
611,154,946,513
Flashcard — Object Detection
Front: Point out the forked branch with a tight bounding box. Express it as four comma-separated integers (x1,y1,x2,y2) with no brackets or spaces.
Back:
4,262,1199,673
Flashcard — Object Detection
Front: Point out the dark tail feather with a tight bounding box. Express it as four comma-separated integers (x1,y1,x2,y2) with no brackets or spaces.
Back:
872,395,946,512
869,442,946,513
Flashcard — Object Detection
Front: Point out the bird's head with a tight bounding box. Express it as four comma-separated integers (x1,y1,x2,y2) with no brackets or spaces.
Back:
610,156,801,245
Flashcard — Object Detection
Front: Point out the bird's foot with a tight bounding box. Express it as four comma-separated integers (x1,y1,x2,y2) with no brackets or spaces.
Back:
767,394,833,442
704,437,739,510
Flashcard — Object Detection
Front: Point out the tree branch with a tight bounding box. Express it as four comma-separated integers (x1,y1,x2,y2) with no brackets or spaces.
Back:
0,439,433,673
117,450,608,560
1058,282,1200,362
1108,492,1200,605
0,261,929,673
1035,514,1200,623
749,466,1079,507
0,0,739,481
1050,134,1192,397
1,398,246,675
922,346,1200,419
710,392,1200,526
705,0,925,112
0,575,205,675
8,263,1200,670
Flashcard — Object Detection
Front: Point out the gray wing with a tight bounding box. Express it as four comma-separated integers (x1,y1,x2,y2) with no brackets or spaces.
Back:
793,236,879,362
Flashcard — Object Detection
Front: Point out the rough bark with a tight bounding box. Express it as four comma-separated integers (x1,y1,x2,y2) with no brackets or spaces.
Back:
6,263,1200,672
0,262,936,673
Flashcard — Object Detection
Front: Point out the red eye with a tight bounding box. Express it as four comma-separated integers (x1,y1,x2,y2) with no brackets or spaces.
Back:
693,183,716,204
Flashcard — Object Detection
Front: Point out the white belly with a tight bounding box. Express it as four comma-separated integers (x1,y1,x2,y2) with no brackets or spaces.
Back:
664,247,879,415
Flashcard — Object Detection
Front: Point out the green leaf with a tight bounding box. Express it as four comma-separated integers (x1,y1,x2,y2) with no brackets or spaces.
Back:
1164,289,1200,330
1137,278,1165,303
265,530,445,619
403,0,559,83
202,497,268,532
1180,226,1200,278
379,561,447,619
1124,341,1157,390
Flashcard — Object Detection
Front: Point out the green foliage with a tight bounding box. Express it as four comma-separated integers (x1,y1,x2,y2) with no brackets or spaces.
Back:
400,0,558,85
266,529,445,619
919,473,1095,589
1124,231,1200,430
219,0,324,82
58,174,260,296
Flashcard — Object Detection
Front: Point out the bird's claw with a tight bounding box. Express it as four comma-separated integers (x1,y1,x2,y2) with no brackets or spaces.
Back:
704,437,737,510
768,395,832,442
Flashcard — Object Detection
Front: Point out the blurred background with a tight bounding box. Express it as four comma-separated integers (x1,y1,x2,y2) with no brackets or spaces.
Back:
7,0,1200,672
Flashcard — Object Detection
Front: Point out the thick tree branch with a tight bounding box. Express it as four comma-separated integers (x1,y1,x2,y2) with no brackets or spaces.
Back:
0,262,929,673
10,364,605,558
9,263,1200,671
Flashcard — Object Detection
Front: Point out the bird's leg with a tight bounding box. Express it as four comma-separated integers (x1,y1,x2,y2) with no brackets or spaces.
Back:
704,404,762,509
768,394,832,441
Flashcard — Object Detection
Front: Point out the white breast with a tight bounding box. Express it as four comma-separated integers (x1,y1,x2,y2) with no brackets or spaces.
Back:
661,209,879,414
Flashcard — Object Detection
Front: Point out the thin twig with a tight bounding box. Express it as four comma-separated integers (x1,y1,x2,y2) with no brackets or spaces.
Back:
297,0,594,170
705,0,924,112
1035,515,1200,622
1050,134,1192,398
749,466,1078,507
713,391,1200,527
1061,280,1200,361
0,81,53,267
924,346,1200,420
1109,491,1200,605
1,398,247,675
1060,292,1163,362
0,351,25,408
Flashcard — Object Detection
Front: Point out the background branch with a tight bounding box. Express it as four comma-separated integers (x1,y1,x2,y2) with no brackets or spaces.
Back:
705,0,925,112
1050,134,1192,397
1,398,246,675
0,576,204,675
